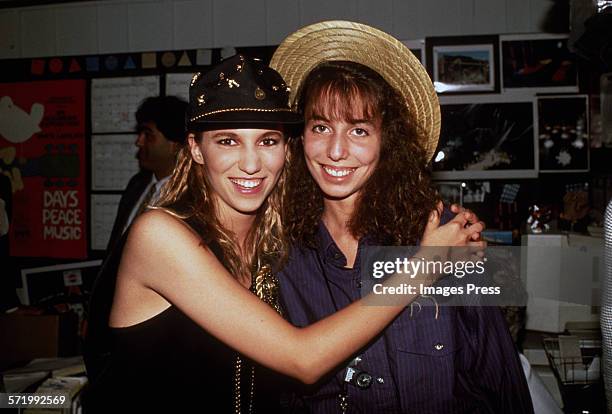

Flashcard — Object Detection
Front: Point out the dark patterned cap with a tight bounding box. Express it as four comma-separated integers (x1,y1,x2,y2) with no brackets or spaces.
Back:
187,54,303,130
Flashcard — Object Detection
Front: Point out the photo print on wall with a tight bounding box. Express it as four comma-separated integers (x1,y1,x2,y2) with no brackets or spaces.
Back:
426,35,500,95
537,95,589,172
501,34,579,93
432,96,536,179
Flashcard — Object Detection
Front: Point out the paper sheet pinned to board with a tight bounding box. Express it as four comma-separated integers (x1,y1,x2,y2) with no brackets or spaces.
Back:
91,76,159,133
165,73,194,102
91,194,121,251
91,134,139,191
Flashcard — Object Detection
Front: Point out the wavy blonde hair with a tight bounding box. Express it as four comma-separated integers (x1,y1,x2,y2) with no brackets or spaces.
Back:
153,132,290,281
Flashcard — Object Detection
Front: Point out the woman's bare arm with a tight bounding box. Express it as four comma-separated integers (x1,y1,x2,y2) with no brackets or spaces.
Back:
118,209,482,384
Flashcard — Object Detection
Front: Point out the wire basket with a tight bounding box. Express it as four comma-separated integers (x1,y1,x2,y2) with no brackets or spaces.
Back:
543,337,604,413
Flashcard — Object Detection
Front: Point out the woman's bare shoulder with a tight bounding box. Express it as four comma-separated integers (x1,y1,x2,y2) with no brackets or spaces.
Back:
129,209,202,246
116,209,231,298
122,209,212,273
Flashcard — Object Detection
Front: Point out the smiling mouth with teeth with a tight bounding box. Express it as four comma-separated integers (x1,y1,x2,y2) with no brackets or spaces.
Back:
229,178,263,188
322,165,356,177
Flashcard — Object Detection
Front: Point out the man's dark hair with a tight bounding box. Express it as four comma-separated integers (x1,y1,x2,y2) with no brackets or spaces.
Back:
135,96,188,143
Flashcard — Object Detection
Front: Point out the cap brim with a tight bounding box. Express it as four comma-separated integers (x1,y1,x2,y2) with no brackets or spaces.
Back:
188,109,303,131
270,20,440,161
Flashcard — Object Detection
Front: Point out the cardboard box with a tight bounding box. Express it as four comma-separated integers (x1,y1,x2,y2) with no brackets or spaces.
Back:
522,234,601,332
0,313,78,369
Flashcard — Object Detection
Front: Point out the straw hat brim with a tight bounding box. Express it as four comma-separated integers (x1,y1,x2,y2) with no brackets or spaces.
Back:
270,20,440,161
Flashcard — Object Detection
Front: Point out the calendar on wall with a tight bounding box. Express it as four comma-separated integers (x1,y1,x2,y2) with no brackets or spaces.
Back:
90,194,121,251
91,134,139,191
91,76,160,133
165,73,194,102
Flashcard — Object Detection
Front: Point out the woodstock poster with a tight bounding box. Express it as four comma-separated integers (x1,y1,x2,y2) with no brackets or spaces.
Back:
0,80,87,258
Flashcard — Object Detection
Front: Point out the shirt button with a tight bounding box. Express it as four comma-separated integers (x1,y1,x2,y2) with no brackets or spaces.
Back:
376,377,384,384
434,343,444,351
356,279,362,289
356,372,372,389
333,252,343,260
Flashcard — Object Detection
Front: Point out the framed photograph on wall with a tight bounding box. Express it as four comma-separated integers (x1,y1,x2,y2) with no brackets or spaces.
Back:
432,95,537,179
500,34,579,93
402,39,426,66
426,35,500,94
537,95,589,172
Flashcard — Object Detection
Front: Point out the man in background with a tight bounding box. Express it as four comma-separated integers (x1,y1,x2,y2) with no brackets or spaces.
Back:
85,95,186,381
106,95,187,253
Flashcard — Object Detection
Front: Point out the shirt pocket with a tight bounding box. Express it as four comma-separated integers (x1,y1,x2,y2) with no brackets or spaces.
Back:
394,335,461,409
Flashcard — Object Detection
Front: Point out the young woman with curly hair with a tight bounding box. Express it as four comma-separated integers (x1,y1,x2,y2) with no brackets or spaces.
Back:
283,61,439,250
271,21,532,414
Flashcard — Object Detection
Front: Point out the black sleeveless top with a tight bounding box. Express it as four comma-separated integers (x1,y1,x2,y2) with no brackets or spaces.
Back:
83,215,284,413
94,306,237,412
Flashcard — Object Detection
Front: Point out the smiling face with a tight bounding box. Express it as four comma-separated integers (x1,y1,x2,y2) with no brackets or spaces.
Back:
283,61,439,248
302,82,382,206
189,128,287,217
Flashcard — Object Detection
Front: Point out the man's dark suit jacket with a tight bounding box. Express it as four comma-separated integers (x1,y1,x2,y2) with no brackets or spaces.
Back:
84,169,152,383
106,170,153,253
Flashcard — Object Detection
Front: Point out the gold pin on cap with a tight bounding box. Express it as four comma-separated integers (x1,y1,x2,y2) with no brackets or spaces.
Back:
254,87,266,100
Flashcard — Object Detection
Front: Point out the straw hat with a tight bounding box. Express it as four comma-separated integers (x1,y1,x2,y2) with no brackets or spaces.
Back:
270,20,440,160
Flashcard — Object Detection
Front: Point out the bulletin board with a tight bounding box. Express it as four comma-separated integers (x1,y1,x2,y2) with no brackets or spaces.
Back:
0,46,275,260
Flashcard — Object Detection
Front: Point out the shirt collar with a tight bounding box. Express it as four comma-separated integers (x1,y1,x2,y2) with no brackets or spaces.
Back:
315,221,376,267
316,222,337,256
154,175,170,192
147,175,171,205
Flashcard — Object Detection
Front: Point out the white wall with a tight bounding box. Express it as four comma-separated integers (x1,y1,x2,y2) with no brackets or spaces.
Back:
0,0,553,59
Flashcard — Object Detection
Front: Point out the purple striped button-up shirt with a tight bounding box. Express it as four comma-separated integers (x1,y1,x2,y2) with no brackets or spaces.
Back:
277,222,534,414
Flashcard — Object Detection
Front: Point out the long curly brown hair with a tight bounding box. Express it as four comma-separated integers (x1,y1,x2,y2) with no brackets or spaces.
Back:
283,61,440,247
153,132,290,280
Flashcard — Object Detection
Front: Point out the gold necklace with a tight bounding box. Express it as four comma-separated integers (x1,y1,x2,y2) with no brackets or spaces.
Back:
233,264,282,414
